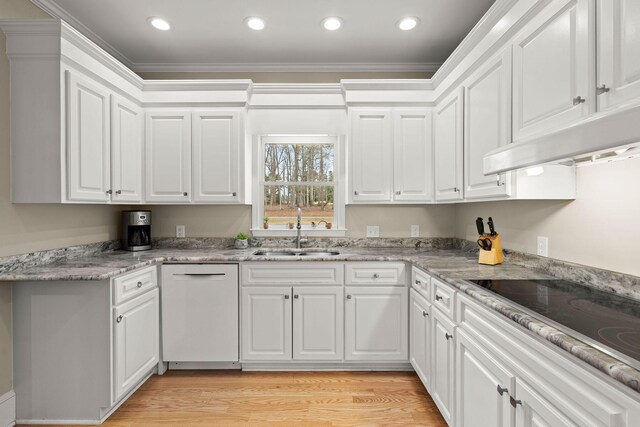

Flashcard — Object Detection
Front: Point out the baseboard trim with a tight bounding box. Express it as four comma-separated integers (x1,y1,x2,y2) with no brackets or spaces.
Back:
168,361,241,370
241,362,413,371
0,390,15,427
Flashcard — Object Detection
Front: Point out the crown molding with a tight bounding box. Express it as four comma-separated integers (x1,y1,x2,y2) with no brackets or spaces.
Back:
142,80,253,92
30,0,135,69
251,83,343,95
132,62,442,73
340,79,434,91
0,19,60,35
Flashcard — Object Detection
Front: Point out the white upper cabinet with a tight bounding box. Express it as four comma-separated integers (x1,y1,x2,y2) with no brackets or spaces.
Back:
145,111,192,203
192,110,241,203
110,94,143,203
597,0,640,111
512,0,594,141
435,88,464,202
350,109,393,202
393,110,434,202
464,49,512,200
66,71,111,202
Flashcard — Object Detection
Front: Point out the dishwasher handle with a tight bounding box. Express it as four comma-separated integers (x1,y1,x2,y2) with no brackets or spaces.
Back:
173,273,227,277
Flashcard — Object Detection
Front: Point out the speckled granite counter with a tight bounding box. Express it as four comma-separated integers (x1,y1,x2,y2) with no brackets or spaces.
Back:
1,241,639,395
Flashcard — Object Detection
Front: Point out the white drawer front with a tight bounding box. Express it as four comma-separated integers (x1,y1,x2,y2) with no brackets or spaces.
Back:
412,267,431,299
113,266,157,305
241,262,344,286
432,278,456,319
346,262,407,286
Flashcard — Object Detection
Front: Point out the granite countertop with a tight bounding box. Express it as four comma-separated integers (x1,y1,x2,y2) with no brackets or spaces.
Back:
1,243,639,395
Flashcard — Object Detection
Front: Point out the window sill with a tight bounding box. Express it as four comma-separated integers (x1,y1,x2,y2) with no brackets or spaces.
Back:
251,228,347,238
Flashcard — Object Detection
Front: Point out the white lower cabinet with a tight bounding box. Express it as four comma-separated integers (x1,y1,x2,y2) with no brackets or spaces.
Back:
514,378,576,427
432,306,456,425
293,287,344,360
242,286,292,361
345,286,408,361
113,288,159,402
410,289,431,390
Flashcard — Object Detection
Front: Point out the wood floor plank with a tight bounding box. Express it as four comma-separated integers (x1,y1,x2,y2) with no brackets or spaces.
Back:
17,370,448,427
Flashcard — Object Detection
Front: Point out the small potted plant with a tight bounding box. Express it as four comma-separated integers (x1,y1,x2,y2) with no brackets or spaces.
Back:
234,233,249,249
263,217,270,229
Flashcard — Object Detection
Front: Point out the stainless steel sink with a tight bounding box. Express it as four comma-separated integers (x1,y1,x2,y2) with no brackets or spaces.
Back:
253,250,340,257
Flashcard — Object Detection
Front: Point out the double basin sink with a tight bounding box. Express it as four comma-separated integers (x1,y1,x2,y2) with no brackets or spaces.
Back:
253,250,340,257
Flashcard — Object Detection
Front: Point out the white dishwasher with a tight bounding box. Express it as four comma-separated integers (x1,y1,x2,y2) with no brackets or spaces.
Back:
161,264,238,363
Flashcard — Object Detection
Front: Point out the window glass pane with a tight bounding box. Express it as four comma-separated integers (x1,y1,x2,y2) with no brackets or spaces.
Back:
264,144,334,182
264,185,334,228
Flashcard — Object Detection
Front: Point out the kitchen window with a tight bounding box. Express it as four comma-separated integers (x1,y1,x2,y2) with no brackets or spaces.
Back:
252,135,345,237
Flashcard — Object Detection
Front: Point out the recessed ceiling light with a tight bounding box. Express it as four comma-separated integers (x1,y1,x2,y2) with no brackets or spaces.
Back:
148,17,171,31
245,17,265,31
322,17,342,31
397,17,419,31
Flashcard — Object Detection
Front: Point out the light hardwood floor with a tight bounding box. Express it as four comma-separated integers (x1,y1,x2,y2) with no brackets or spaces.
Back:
24,370,448,426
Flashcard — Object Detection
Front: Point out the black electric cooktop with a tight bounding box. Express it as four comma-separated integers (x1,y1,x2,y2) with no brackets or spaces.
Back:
469,279,640,368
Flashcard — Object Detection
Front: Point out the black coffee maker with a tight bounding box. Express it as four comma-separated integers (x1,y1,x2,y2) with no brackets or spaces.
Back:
121,211,152,251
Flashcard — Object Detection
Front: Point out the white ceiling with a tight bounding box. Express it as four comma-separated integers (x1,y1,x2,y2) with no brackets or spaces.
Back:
34,0,496,72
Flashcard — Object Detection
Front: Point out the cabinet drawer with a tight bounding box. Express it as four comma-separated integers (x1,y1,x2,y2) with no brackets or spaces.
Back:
241,262,344,286
412,267,431,299
432,278,456,319
113,266,157,305
345,262,407,286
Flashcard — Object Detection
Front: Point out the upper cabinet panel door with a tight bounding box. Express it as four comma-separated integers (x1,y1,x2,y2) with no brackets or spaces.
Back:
66,71,111,202
145,111,191,203
597,0,640,111
111,95,143,203
393,109,434,202
192,110,241,203
435,88,464,202
512,0,594,141
350,109,393,203
464,49,512,200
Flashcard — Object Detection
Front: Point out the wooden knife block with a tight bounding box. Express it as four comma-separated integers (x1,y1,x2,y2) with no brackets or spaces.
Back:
478,234,504,265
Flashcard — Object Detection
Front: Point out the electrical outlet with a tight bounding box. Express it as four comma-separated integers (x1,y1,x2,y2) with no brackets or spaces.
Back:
176,225,186,238
537,236,548,257
411,225,420,237
366,226,380,238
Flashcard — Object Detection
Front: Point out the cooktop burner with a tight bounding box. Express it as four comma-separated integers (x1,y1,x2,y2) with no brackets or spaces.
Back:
469,279,640,366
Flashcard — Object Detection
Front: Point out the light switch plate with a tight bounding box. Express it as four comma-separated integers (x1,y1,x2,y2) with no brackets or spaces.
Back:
411,225,420,237
176,225,186,238
537,236,548,257
366,226,380,238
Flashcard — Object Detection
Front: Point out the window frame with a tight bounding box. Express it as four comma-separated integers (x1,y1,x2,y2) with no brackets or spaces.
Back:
251,135,346,237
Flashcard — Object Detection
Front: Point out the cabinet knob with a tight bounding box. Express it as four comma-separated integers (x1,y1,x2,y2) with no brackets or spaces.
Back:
106,189,112,195
415,279,421,285
453,187,459,193
395,191,401,195
284,294,290,299
510,397,522,408
422,311,428,317
115,190,122,195
497,385,508,396
596,84,610,95
116,315,123,323
373,273,379,279
346,294,352,299
354,191,359,196
137,281,142,288
183,192,188,196
232,192,237,197
435,295,443,301
445,332,453,340
573,96,586,105
294,294,299,299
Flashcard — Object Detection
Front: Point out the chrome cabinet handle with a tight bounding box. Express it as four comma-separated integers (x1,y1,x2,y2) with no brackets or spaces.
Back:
284,294,290,299
435,295,443,301
294,294,299,299
115,190,122,195
445,332,453,340
596,84,610,95
573,96,586,105
415,279,421,285
373,273,379,279
346,294,352,299
422,311,429,317
137,281,142,288
454,187,459,193
116,315,123,323
106,189,112,195
497,385,508,396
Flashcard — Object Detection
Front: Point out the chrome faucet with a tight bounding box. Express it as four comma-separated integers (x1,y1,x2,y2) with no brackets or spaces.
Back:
296,207,302,249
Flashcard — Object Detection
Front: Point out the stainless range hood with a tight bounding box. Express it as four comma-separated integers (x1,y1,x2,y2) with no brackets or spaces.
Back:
483,103,640,175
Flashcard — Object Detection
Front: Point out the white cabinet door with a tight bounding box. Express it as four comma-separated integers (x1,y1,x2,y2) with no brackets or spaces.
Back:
393,109,433,202
66,71,111,202
464,49,512,200
410,289,431,390
145,111,191,203
292,287,343,361
113,289,159,403
514,378,576,427
597,0,640,111
241,286,292,361
111,94,143,203
192,110,241,203
435,88,464,202
345,286,408,361
350,109,393,202
432,307,456,425
512,0,594,141
456,329,514,427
